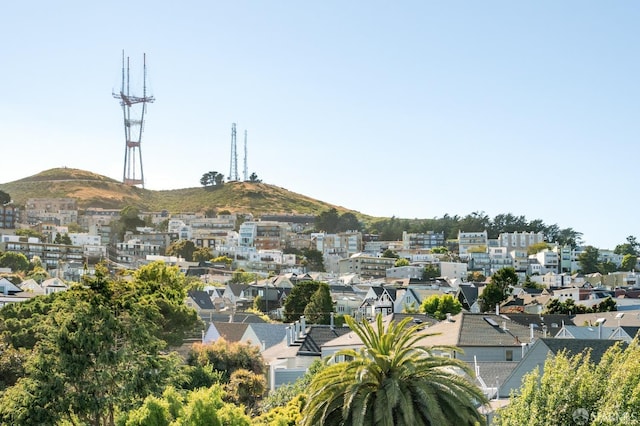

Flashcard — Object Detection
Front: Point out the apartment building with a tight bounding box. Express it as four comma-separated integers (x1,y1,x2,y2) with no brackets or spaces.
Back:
458,231,488,256
402,231,445,250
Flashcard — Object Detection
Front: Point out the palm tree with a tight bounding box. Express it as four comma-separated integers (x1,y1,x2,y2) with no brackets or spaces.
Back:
301,314,488,426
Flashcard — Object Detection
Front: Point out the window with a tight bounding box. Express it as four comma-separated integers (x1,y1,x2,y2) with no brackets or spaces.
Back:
506,350,513,362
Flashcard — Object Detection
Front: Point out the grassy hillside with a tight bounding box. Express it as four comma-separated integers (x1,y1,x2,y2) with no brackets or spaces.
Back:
0,168,366,218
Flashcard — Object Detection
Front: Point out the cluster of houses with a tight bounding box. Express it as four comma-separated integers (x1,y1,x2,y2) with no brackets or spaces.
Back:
3,197,640,419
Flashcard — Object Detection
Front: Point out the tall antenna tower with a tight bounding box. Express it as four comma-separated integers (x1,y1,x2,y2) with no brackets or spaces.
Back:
112,51,155,187
243,130,248,181
229,123,239,181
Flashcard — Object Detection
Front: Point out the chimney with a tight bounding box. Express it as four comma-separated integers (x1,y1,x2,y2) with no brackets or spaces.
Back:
261,340,266,351
529,323,535,343
286,326,292,346
446,312,452,322
330,312,335,330
495,304,500,315
300,315,306,337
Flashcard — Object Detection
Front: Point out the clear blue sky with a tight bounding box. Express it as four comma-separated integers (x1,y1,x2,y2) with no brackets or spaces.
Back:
2,2,639,250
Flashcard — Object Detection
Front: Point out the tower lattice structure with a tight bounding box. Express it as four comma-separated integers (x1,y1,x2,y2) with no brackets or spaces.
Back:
229,123,239,181
113,51,155,187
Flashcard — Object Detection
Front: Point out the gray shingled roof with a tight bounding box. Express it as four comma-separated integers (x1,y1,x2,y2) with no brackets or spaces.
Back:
213,322,250,343
540,338,626,363
245,323,289,350
188,290,215,310
458,314,536,346
297,326,352,356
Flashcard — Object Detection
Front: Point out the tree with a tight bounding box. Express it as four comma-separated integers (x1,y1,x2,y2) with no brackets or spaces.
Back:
303,282,333,324
336,212,361,232
283,281,321,322
301,315,487,426
578,245,600,274
166,239,196,261
193,247,213,263
621,254,638,272
0,252,29,272
0,190,10,205
467,271,486,282
248,172,261,183
185,340,266,387
53,232,72,245
0,266,189,425
315,208,340,233
201,171,224,188
614,235,639,256
301,248,325,272
381,248,399,259
527,242,550,255
394,258,409,267
423,264,440,281
495,341,640,425
420,294,462,320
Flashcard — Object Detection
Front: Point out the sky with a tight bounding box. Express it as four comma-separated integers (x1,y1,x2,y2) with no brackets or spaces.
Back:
1,2,639,250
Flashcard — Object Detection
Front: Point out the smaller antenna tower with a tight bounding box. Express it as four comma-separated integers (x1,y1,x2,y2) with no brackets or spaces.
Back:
243,130,248,181
229,123,239,181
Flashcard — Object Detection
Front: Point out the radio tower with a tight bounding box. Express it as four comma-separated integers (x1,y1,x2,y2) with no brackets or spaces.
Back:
243,130,248,181
229,123,239,181
113,51,155,187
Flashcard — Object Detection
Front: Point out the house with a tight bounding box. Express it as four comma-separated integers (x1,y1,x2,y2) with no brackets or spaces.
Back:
222,283,252,309
186,290,216,320
240,323,289,351
399,313,544,363
41,277,68,295
499,338,626,398
359,286,398,317
555,324,619,340
18,278,45,295
203,322,250,344
457,283,483,313
262,317,351,391
394,287,445,313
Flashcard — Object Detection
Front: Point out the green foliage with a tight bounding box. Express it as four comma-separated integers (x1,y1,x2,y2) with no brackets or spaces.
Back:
303,282,334,324
248,172,261,183
186,340,266,384
527,242,550,255
467,271,486,282
621,253,638,271
522,275,544,290
0,252,29,272
315,208,362,233
301,248,325,272
423,263,440,281
225,368,267,413
420,294,462,320
166,239,196,261
229,269,257,284
53,232,72,245
260,359,324,413
14,228,46,241
283,281,321,322
302,314,487,426
193,246,213,263
495,341,640,425
254,394,306,426
578,245,600,274
545,297,617,315
0,190,10,205
479,267,518,312
201,171,225,188
381,248,399,259
394,258,410,267
614,235,639,256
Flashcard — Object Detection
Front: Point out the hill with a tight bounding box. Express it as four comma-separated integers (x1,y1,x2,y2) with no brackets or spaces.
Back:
0,168,366,218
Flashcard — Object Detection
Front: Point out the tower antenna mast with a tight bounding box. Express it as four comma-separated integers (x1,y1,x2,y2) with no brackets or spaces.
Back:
113,51,155,187
229,123,238,181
